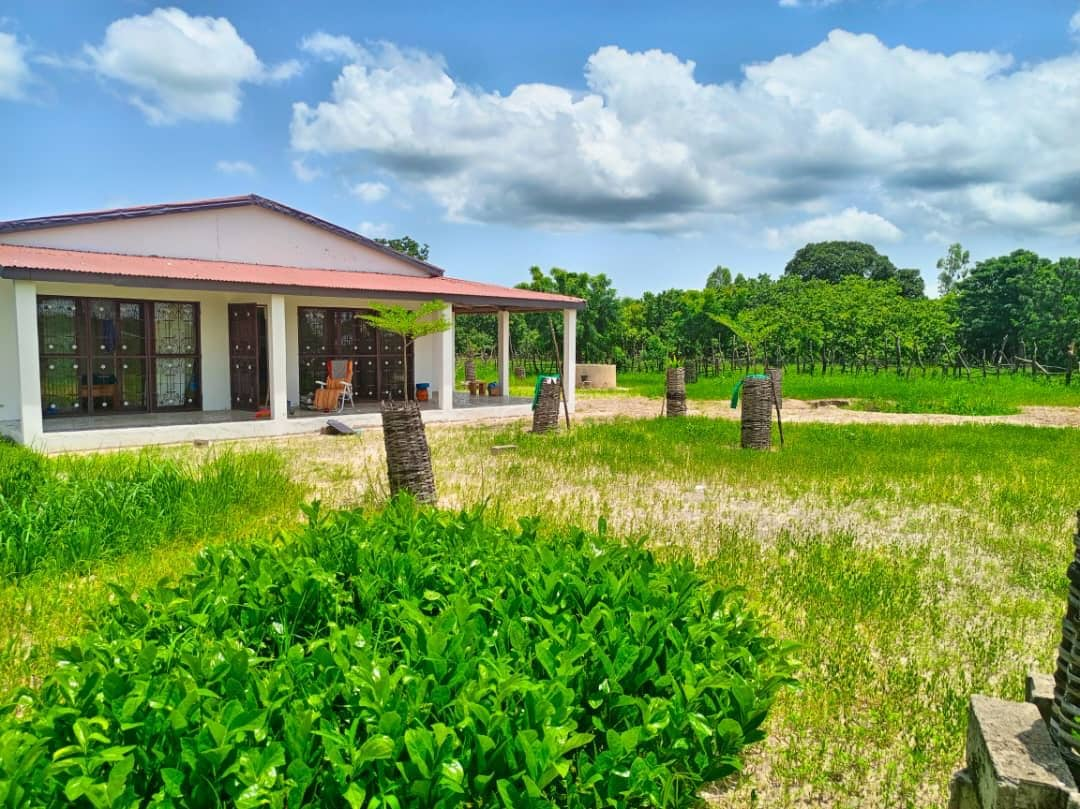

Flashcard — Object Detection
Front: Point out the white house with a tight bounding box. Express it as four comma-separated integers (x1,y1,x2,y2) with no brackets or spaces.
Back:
0,195,584,452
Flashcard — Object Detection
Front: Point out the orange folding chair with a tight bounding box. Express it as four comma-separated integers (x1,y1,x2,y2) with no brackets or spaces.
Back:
313,359,355,412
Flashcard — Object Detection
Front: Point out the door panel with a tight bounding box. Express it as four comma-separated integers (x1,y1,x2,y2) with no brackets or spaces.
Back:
356,357,378,399
154,357,198,409
117,302,146,356
41,358,81,416
119,358,147,411
229,304,261,411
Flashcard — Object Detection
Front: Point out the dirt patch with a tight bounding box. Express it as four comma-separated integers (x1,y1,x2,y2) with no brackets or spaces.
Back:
575,395,1080,428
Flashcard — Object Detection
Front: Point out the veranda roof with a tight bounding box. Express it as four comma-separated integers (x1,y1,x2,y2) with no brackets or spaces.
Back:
0,243,585,313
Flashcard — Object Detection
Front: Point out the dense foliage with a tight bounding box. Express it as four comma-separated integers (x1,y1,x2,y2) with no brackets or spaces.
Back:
0,441,300,580
455,242,1078,381
373,236,430,262
0,499,795,808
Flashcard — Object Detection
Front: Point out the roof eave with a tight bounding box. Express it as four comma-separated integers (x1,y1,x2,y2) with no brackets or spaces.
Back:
0,265,588,312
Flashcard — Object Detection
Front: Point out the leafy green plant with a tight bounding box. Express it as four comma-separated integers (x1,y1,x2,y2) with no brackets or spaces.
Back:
0,498,796,807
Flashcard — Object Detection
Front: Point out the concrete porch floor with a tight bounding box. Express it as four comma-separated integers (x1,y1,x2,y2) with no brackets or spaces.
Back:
40,392,531,433
10,392,535,452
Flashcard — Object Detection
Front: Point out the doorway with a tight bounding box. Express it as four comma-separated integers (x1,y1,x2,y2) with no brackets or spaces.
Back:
228,304,269,411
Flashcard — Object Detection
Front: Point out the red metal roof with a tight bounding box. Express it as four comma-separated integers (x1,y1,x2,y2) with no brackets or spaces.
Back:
0,194,447,277
0,244,585,312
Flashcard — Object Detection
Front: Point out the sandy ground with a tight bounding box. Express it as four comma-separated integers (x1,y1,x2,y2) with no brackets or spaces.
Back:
574,394,1080,428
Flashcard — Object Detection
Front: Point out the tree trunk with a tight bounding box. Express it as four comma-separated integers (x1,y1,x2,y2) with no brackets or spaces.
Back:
381,401,436,504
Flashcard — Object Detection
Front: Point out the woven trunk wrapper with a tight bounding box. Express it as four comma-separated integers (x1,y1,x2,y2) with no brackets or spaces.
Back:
1051,512,1080,772
381,402,437,504
666,368,687,417
741,377,772,449
514,366,526,379
767,367,784,409
532,380,561,433
464,360,476,383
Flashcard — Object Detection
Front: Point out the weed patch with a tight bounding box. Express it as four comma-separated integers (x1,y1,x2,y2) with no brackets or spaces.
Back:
0,499,796,807
0,443,302,580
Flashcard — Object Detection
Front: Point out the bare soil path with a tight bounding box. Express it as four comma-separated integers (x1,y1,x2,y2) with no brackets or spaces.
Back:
575,394,1080,428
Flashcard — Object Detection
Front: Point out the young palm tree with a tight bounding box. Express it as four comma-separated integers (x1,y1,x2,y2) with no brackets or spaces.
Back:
360,300,451,401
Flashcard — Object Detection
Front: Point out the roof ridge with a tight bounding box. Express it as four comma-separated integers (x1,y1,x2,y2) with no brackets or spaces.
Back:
0,242,435,279
0,194,448,278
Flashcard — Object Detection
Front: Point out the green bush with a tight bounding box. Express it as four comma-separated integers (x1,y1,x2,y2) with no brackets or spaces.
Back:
0,443,301,580
0,499,796,807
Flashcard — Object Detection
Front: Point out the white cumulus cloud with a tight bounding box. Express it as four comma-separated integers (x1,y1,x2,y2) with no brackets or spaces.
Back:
350,181,389,202
215,159,256,175
766,207,902,249
357,220,392,238
291,158,323,182
86,7,298,124
290,30,1080,239
300,31,365,63
0,32,31,100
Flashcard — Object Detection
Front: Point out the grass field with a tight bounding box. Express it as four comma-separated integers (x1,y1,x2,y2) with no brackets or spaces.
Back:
297,417,1080,807
606,369,1080,415
2,415,1078,806
0,443,304,690
460,359,1080,415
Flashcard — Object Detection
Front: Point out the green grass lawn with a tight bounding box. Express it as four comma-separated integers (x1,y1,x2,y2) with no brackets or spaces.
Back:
459,359,1080,415
414,417,1079,806
609,369,1080,415
3,416,1078,806
0,442,305,690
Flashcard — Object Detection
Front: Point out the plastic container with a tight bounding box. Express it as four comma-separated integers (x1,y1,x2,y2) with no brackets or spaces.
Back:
415,382,430,402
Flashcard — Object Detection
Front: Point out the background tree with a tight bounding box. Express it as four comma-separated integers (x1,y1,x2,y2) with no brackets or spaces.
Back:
784,241,898,285
706,265,733,290
955,250,1044,362
519,267,622,363
374,235,430,262
895,269,926,300
936,243,971,296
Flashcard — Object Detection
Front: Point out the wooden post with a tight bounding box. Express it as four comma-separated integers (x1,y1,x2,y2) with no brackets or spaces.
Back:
547,315,571,430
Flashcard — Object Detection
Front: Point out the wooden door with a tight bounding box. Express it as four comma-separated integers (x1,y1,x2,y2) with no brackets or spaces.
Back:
229,304,261,410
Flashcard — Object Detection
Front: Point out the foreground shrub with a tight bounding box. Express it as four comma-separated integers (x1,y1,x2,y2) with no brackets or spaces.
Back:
0,443,301,579
0,499,796,807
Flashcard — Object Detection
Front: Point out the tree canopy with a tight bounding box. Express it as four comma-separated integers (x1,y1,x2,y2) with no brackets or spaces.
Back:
374,235,430,262
409,235,1078,382
784,241,892,281
936,243,971,296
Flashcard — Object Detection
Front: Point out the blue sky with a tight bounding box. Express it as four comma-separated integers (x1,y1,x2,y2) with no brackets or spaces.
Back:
3,1,1080,295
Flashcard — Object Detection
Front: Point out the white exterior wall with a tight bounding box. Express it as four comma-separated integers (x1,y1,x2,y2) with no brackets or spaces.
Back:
9,284,458,422
0,279,19,421
1,206,429,276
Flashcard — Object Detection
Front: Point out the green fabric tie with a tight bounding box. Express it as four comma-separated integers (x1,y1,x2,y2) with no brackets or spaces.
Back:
532,375,560,410
730,374,770,408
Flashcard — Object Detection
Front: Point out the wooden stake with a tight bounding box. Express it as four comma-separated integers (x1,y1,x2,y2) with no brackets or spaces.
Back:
770,373,784,448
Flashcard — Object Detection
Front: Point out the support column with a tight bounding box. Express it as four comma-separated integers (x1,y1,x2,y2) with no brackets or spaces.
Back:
497,309,510,399
438,304,455,410
562,308,577,414
268,294,288,421
13,280,42,446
